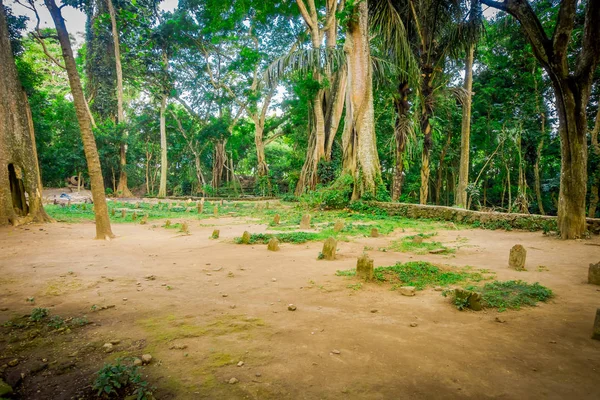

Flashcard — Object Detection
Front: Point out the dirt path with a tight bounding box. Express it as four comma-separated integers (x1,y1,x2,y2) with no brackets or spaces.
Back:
1,216,599,399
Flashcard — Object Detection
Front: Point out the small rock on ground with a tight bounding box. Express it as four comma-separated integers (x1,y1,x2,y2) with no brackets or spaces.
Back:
331,350,341,354
229,378,239,384
288,304,297,311
141,354,152,364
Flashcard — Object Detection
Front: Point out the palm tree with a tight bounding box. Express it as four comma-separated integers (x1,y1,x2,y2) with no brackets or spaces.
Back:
369,0,481,204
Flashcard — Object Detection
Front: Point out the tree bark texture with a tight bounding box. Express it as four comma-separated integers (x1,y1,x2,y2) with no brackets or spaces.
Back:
158,94,167,197
456,45,474,208
46,0,115,239
0,1,52,226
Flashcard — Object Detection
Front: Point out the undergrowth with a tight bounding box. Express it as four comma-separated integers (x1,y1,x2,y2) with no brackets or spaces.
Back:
336,261,492,290
93,360,153,399
448,280,553,311
388,233,454,254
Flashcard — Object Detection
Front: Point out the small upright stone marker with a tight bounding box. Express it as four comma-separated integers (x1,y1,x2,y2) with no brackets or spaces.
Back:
412,236,423,244
197,203,203,214
588,262,600,285
370,228,379,238
300,214,311,229
132,212,138,221
180,222,189,234
121,209,126,218
509,244,527,270
165,220,171,228
333,220,344,232
241,231,251,244
593,309,600,340
356,254,374,280
267,237,280,251
140,214,148,225
168,202,172,210
321,237,337,260
213,206,218,217
273,214,280,225
111,208,115,216
211,229,220,239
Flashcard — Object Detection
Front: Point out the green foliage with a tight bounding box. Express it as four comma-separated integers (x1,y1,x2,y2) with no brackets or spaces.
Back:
388,233,454,254
472,280,552,311
235,232,319,245
30,308,49,322
93,360,153,399
47,315,66,329
337,261,491,290
300,174,354,209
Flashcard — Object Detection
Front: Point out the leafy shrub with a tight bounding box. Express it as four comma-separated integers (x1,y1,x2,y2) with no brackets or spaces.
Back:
93,361,153,399
476,280,552,311
48,315,65,329
30,307,49,322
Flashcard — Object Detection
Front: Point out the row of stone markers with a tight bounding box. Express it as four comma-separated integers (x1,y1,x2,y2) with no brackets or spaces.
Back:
510,244,600,341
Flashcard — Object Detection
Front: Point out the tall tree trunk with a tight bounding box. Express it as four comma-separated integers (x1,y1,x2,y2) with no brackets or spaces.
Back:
107,0,132,198
552,78,588,238
419,70,434,205
157,94,167,197
588,102,600,218
254,124,268,177
392,82,410,201
436,131,453,205
342,0,381,199
0,2,51,226
212,139,227,191
534,134,545,215
456,45,474,208
46,0,114,240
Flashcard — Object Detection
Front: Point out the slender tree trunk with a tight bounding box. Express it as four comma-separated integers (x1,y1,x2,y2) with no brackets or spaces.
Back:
392,82,410,201
107,0,132,198
342,0,381,199
46,0,114,239
0,2,51,226
436,131,452,205
588,103,600,218
419,69,434,205
158,94,167,197
534,135,545,215
456,45,474,208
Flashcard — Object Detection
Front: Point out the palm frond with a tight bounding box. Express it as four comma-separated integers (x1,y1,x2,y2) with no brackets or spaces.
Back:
263,47,346,88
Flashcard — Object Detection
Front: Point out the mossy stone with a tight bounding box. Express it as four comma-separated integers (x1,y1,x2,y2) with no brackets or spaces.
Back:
321,237,337,260
267,237,280,251
241,231,251,244
300,214,311,229
356,254,374,280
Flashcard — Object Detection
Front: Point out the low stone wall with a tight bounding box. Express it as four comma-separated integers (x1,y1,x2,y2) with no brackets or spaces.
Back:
370,202,600,234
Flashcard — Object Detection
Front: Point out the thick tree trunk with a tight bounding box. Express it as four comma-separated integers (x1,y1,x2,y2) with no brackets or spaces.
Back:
254,124,268,177
158,94,167,197
456,45,474,208
552,78,588,238
46,0,114,239
107,0,132,198
419,70,434,205
391,82,410,201
0,3,51,226
212,139,227,191
588,103,599,218
342,0,381,199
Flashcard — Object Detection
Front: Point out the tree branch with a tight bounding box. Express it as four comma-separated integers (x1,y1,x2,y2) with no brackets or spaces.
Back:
575,0,600,84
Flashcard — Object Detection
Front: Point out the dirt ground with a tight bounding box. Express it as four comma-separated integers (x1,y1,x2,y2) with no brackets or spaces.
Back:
1,207,600,399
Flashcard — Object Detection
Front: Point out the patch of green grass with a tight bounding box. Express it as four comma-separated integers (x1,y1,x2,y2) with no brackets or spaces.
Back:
347,283,363,291
234,232,320,244
93,359,153,399
462,280,553,311
337,261,492,290
388,233,454,255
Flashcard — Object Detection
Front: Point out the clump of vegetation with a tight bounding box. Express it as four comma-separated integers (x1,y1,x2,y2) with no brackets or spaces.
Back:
47,315,65,329
30,307,49,321
336,261,491,290
388,233,454,254
93,360,153,399
300,174,354,209
445,280,552,311
235,232,319,244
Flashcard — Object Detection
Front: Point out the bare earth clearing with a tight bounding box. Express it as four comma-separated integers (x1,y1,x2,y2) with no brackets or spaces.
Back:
1,201,599,399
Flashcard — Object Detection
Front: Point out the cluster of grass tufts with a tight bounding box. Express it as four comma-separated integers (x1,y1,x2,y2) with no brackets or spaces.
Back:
388,233,454,255
451,280,553,311
234,232,319,244
336,261,491,290
93,359,153,399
